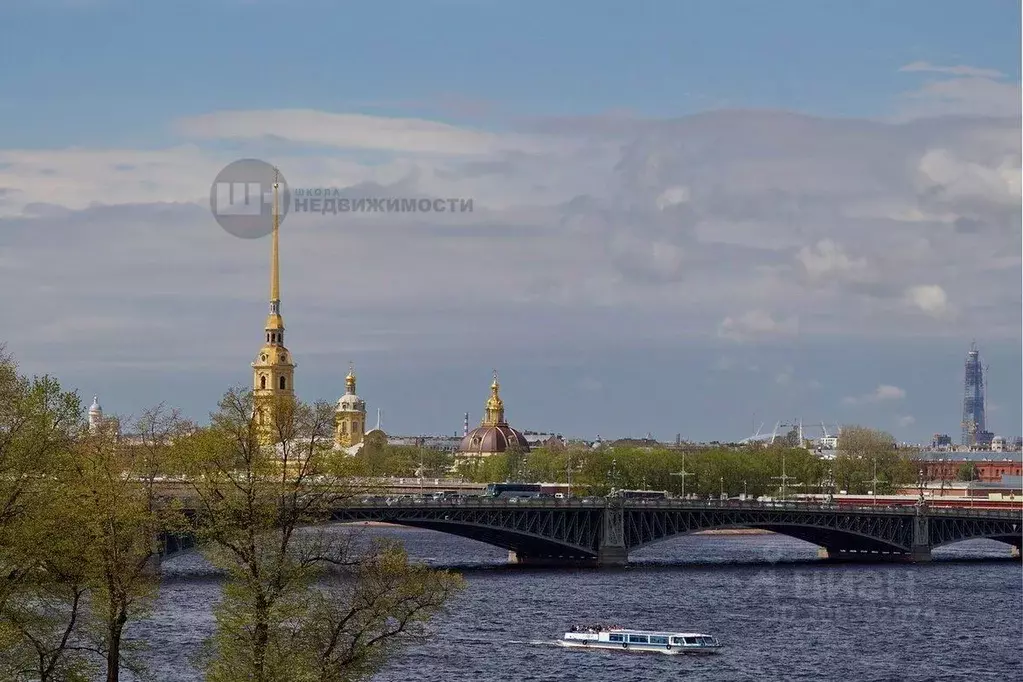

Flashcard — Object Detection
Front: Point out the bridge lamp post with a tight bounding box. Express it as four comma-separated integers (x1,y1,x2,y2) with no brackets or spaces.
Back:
670,453,691,501
743,479,747,499
862,458,882,507
720,476,724,500
608,458,619,497
418,447,424,497
772,452,795,502
917,468,925,506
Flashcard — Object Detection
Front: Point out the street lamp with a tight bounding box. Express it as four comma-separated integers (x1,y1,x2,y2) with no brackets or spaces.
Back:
670,452,690,501
743,479,748,499
917,468,925,506
608,458,619,497
418,446,424,497
719,476,724,500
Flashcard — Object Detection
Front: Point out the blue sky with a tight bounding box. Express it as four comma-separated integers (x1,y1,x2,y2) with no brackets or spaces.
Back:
2,0,1019,145
0,0,1020,442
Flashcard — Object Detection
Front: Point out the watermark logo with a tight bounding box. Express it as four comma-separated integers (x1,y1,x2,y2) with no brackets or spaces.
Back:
210,159,290,239
292,189,473,215
210,159,474,238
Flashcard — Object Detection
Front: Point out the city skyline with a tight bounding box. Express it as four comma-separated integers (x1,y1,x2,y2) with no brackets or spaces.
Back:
1,0,1020,442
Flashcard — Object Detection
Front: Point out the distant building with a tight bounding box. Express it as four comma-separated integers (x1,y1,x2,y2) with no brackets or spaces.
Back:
915,450,1023,483
522,431,565,449
335,364,368,450
87,395,120,437
961,343,988,447
385,435,462,452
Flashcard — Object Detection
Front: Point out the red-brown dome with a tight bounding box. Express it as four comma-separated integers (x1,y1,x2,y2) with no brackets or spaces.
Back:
458,425,530,455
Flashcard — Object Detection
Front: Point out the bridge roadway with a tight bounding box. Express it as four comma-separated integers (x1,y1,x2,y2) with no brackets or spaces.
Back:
163,497,1023,568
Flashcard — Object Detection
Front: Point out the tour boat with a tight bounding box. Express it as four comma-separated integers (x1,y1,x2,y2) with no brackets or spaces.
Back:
560,625,721,654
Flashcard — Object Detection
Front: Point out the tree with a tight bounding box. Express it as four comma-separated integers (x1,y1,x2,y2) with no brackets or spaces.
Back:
175,389,463,682
71,405,192,682
0,350,94,681
957,462,978,482
834,425,913,494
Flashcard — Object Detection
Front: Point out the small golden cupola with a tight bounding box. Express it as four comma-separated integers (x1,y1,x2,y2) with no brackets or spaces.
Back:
482,370,506,426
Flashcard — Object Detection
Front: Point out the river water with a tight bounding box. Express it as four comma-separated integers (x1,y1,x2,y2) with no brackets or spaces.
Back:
132,527,1022,682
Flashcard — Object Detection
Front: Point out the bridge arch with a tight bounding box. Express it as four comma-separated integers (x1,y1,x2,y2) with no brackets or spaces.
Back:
333,504,606,565
626,520,912,556
378,519,598,560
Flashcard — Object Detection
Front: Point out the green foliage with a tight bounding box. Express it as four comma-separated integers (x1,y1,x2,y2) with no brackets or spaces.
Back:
833,425,915,494
1,347,463,682
451,430,918,500
349,442,454,479
957,462,977,482
177,389,464,682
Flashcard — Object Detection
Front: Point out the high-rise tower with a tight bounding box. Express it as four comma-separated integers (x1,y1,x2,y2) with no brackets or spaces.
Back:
251,168,296,445
961,342,987,447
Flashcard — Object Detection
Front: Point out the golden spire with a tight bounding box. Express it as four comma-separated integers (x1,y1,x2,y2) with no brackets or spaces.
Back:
265,167,284,334
346,361,356,393
482,369,505,426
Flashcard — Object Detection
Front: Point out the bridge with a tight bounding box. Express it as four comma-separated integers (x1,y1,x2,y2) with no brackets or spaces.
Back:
162,498,1023,568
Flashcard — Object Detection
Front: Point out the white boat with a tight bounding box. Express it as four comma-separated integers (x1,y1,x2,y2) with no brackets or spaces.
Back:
560,625,721,655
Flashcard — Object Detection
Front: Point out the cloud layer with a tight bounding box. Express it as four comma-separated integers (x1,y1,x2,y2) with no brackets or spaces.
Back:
2,66,1020,439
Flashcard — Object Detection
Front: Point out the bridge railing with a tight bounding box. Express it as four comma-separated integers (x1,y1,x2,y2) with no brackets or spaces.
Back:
338,496,1020,519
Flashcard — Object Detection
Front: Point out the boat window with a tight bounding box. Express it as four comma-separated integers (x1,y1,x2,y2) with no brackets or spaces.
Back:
649,636,668,645
608,634,624,642
628,635,649,644
682,637,697,645
671,637,685,645
701,637,716,646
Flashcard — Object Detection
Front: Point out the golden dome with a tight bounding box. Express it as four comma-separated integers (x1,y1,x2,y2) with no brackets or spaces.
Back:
481,369,506,427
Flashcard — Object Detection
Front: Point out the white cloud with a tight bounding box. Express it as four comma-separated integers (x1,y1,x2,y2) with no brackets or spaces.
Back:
895,63,1021,119
174,110,549,156
904,285,949,317
843,384,907,405
896,415,916,428
2,100,1020,378
898,62,1005,79
655,185,691,210
797,239,870,279
916,149,1021,206
718,310,799,342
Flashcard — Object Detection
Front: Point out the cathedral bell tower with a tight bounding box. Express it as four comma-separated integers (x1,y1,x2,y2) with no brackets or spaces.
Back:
251,168,296,445
335,363,367,448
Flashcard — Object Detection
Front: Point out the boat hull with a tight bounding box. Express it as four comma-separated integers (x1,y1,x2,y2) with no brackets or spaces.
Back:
559,640,720,655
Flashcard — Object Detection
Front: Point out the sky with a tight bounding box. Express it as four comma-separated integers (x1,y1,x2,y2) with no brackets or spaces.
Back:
0,0,1020,443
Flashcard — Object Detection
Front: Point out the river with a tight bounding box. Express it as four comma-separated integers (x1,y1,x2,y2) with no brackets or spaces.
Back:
130,527,1021,681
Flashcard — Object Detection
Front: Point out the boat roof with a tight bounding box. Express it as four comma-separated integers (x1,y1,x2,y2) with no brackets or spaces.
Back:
610,630,713,637
571,627,713,637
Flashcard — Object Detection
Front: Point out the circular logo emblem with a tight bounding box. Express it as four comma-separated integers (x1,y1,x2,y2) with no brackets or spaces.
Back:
209,159,290,239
